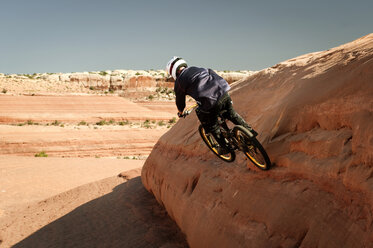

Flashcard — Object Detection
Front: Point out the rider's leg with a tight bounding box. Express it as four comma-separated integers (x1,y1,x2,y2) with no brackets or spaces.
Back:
220,94,258,136
196,108,230,152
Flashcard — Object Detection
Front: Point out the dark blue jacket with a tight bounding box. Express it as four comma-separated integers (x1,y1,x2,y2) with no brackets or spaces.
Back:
174,66,230,112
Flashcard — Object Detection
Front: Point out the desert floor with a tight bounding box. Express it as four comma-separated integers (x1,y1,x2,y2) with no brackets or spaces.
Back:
0,94,188,247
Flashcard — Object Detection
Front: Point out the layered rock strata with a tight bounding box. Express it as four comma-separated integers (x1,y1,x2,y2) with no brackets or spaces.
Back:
0,70,254,93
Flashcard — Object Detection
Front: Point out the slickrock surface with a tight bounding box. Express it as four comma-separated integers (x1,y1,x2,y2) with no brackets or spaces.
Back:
142,34,373,247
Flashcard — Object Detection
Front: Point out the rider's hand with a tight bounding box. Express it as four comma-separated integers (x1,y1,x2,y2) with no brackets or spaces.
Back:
177,111,184,118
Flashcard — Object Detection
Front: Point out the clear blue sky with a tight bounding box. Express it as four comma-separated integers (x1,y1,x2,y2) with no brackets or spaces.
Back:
1,0,372,74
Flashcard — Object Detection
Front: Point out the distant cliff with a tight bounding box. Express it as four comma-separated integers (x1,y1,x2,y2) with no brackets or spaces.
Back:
0,70,255,92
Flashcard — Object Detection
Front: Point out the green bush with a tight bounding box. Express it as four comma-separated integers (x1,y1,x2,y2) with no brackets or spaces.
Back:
2,88,7,94
51,120,61,126
35,151,48,157
118,120,130,126
96,120,107,125
168,117,177,124
143,119,151,128
78,121,87,126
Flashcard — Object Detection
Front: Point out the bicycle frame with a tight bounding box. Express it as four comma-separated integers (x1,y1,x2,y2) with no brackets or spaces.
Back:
217,118,245,152
182,102,271,169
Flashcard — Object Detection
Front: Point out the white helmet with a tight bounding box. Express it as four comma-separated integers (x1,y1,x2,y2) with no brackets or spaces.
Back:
166,56,187,80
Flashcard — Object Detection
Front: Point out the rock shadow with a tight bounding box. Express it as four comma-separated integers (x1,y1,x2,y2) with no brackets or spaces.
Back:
14,177,188,248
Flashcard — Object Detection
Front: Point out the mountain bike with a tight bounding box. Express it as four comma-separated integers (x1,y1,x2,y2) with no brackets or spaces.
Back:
182,104,271,170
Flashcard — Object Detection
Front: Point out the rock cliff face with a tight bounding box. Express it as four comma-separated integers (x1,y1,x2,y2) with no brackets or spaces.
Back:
141,34,373,247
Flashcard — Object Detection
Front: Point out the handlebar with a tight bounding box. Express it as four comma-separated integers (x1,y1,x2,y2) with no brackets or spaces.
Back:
179,104,199,118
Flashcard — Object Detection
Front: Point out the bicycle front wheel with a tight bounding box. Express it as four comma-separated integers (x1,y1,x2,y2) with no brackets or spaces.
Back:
199,125,235,163
233,125,271,170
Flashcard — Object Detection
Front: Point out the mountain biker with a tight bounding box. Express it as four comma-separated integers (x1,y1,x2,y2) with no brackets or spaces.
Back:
166,56,258,154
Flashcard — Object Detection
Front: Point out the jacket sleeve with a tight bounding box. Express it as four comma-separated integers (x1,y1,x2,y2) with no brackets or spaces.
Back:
174,83,186,112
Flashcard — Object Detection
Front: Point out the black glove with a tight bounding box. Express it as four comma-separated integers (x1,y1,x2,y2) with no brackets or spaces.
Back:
177,112,184,118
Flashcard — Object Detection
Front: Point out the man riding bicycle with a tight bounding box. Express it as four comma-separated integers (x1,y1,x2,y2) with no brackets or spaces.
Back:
166,56,257,154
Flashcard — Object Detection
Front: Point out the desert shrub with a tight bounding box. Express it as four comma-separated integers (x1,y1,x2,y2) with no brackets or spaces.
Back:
35,151,48,157
157,120,165,126
108,119,115,124
2,88,7,94
143,119,151,128
78,121,87,126
89,86,95,90
99,71,108,76
147,95,154,100
51,120,61,126
118,120,130,126
168,117,177,124
96,120,107,126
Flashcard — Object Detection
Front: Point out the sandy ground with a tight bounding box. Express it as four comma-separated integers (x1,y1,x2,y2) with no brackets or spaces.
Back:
0,161,187,247
0,156,144,210
0,95,176,123
0,94,188,247
0,125,168,157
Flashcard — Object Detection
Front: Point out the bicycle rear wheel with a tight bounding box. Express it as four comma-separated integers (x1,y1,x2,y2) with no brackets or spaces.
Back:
233,125,271,170
198,125,235,162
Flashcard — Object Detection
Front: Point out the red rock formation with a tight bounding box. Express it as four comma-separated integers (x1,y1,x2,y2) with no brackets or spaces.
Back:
142,34,373,247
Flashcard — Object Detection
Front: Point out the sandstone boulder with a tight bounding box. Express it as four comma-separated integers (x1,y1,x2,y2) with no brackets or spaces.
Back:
142,34,373,248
